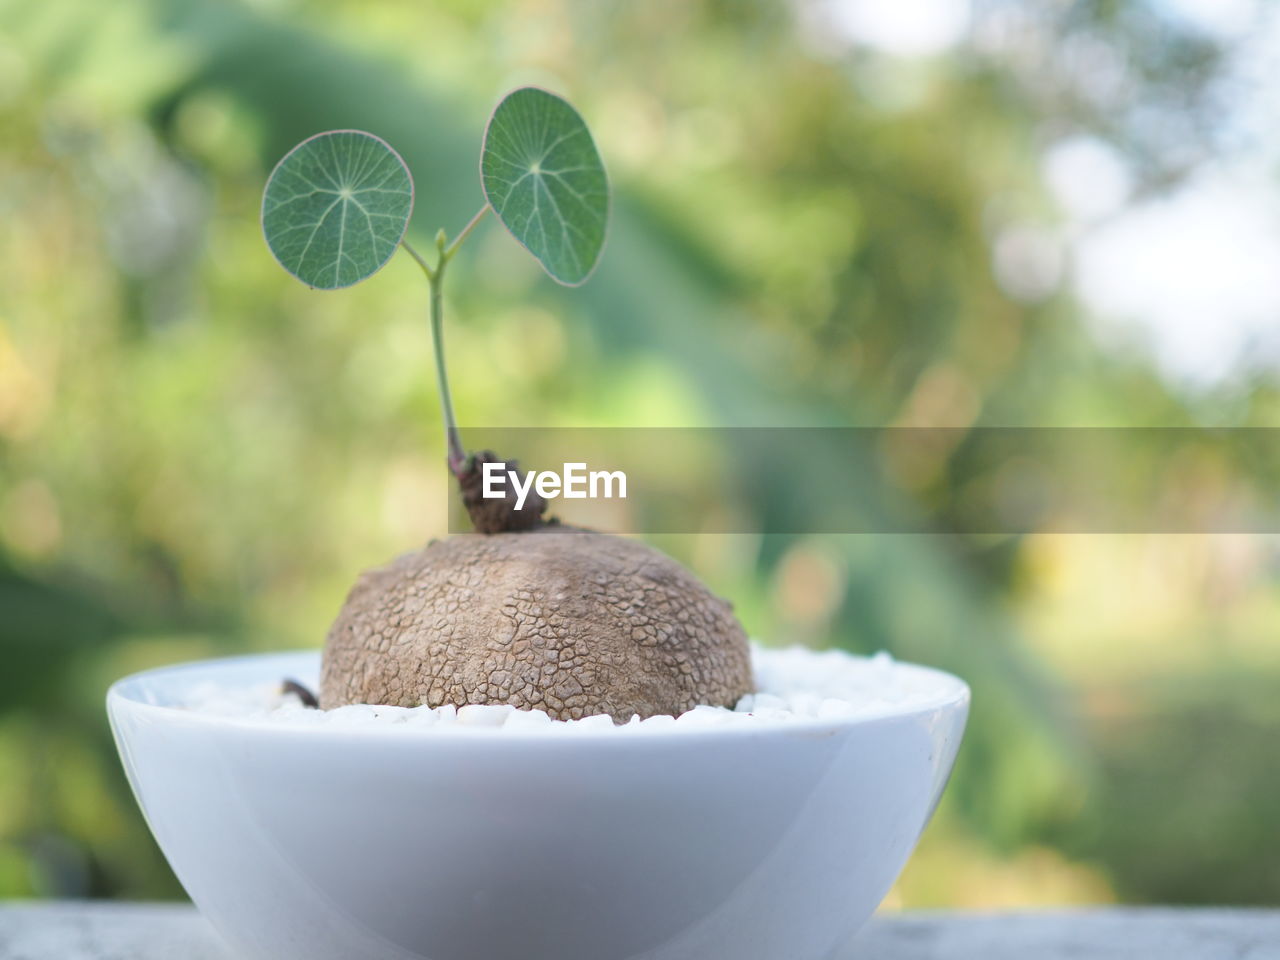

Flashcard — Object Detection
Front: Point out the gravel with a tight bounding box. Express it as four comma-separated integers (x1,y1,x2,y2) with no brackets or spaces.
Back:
178,646,954,731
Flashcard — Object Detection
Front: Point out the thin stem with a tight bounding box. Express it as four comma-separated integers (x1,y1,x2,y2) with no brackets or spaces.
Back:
444,204,490,261
403,238,464,472
401,206,488,476
399,239,435,282
430,257,466,474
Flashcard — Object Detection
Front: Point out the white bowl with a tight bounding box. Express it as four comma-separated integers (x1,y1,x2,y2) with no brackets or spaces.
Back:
108,651,968,960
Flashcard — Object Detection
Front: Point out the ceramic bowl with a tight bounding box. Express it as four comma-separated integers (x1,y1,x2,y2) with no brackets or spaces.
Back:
108,651,967,960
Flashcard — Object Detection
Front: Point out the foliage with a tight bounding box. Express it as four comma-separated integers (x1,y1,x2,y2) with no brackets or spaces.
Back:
260,87,607,470
481,87,609,285
262,131,414,290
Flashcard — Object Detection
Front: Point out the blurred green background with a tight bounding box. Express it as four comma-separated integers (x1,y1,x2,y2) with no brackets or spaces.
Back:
2,0,1279,908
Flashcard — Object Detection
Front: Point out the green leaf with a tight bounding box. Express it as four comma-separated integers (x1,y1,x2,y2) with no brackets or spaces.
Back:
262,130,413,290
480,88,609,286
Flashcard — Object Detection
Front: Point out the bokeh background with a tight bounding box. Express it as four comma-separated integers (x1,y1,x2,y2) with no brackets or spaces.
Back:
2,0,1279,908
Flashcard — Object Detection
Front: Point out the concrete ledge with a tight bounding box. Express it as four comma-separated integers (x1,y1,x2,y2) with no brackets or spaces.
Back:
848,907,1280,959
1,902,1277,959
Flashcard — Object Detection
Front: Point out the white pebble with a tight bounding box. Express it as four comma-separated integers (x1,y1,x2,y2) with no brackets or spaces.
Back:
327,705,380,725
785,693,823,718
434,704,458,725
457,704,516,727
749,692,789,712
751,707,794,722
817,698,858,719
369,706,413,723
503,708,553,731
270,703,326,724
567,714,616,732
177,645,952,734
676,704,734,727
402,707,439,727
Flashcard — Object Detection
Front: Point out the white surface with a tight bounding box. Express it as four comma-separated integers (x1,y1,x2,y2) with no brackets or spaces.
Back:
4,903,1279,959
175,647,953,732
107,651,968,960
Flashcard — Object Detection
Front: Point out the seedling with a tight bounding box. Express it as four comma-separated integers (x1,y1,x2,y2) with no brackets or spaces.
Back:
263,87,608,483
262,89,752,721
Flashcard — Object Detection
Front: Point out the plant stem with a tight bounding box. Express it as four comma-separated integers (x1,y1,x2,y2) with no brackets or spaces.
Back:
400,238,435,282
429,255,467,474
400,209,487,476
445,204,490,261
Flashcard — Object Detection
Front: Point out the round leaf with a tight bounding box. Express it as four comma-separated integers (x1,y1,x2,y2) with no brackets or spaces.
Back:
481,88,608,286
262,130,413,290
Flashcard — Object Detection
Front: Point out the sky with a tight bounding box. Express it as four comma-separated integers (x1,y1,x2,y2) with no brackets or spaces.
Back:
815,0,1280,392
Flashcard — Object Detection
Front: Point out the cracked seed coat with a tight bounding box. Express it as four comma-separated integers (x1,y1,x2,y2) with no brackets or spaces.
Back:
319,531,754,721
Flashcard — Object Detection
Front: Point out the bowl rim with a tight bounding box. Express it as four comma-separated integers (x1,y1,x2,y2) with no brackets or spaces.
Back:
107,648,970,742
